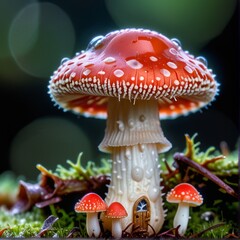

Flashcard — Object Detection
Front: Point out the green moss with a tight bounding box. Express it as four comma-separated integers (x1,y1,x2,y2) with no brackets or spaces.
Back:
0,207,44,237
184,134,238,176
44,152,111,180
48,205,88,237
0,205,88,238
0,134,238,238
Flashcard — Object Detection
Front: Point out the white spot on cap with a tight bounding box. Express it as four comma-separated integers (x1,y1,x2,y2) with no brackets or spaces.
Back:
114,69,124,78
126,59,143,69
83,62,93,67
167,62,177,69
160,69,171,77
184,65,194,74
139,76,144,81
174,80,180,85
150,56,158,62
70,72,76,78
156,77,161,81
131,76,135,81
98,70,105,75
103,57,116,63
83,69,91,76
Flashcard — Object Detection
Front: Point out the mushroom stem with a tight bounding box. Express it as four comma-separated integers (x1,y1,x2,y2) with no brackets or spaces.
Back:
86,212,100,237
100,98,171,233
111,219,122,239
173,202,190,236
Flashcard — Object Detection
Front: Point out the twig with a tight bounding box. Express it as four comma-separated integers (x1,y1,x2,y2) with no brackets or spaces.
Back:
173,153,238,199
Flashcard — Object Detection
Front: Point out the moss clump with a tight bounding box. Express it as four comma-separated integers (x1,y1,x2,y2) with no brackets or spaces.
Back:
0,207,44,237
40,152,111,180
0,206,89,238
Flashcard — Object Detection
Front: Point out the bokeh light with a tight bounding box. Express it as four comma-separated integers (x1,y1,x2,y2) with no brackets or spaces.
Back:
8,2,76,78
10,116,93,180
105,0,237,50
0,0,37,60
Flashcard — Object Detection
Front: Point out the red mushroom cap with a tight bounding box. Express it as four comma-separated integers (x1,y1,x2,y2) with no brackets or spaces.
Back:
166,183,203,206
105,202,128,219
49,28,218,119
74,193,107,213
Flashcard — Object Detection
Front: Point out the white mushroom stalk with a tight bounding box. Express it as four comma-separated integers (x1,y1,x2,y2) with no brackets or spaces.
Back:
86,212,101,237
173,202,190,236
111,219,123,239
99,98,171,233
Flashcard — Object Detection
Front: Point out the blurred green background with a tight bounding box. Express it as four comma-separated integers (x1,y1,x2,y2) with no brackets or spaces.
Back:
0,0,239,180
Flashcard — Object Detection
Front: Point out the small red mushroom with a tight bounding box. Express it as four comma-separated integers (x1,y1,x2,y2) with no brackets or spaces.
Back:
105,202,128,238
74,193,107,237
166,183,203,235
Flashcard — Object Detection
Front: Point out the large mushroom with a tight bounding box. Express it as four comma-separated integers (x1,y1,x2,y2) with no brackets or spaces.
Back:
49,28,218,234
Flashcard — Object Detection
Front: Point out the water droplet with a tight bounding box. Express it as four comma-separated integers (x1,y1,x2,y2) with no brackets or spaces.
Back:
86,35,104,50
171,38,182,48
139,144,145,152
117,121,124,131
61,57,70,65
131,166,144,182
118,190,123,195
128,119,134,129
139,114,145,122
196,56,208,67
125,150,131,160
148,186,160,202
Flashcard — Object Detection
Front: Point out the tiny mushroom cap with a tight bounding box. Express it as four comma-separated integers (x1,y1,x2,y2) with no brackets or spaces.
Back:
105,202,128,239
105,202,128,219
166,183,203,206
49,28,218,120
74,192,107,213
